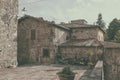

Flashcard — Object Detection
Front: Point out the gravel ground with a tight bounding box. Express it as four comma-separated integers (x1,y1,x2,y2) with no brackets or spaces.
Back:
0,65,87,80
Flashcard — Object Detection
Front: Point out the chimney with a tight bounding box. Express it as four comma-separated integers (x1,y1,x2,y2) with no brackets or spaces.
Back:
71,19,87,25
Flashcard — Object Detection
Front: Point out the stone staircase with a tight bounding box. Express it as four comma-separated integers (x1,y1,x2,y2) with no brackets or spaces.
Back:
80,61,104,80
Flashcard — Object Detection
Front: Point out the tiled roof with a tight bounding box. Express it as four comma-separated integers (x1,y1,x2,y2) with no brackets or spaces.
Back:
61,24,97,28
60,23,106,33
18,15,70,31
60,39,103,47
18,15,45,23
52,24,70,31
60,39,120,48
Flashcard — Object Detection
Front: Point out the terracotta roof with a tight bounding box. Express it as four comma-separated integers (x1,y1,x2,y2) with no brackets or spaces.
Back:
71,19,87,22
60,39,120,48
18,15,70,31
71,19,87,24
52,24,70,31
102,41,120,48
60,23,105,33
59,39,103,47
60,23,97,28
18,15,45,23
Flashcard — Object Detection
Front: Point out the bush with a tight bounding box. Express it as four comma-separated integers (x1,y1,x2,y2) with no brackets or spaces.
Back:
58,66,75,77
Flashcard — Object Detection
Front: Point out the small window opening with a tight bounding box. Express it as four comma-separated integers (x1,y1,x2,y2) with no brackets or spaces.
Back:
43,49,50,57
31,29,36,40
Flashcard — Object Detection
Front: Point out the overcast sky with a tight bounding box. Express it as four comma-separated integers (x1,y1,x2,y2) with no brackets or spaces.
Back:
19,0,120,24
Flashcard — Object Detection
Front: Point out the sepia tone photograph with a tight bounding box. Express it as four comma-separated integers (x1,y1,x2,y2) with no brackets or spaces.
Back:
0,0,120,80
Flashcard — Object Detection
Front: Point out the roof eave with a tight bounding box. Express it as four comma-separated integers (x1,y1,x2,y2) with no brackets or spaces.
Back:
52,24,70,31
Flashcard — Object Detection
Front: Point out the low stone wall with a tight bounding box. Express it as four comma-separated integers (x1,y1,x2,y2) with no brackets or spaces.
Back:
80,61,104,80
104,48,120,80
90,61,104,80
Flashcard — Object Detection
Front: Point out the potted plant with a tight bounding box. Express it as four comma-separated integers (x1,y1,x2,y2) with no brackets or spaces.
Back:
87,52,94,69
57,66,76,80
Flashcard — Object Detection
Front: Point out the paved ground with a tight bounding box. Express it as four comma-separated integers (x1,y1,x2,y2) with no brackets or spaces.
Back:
79,70,92,80
0,65,87,80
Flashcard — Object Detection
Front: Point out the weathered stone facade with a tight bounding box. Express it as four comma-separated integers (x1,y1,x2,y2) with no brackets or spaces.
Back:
103,44,120,80
18,15,70,65
52,24,70,46
58,20,105,64
61,21,104,41
18,17,120,80
70,27,104,41
59,45,103,60
60,21,120,80
18,18,105,65
58,39,104,65
0,0,18,68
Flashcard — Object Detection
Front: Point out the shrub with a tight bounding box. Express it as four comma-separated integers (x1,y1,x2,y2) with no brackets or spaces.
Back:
57,66,75,77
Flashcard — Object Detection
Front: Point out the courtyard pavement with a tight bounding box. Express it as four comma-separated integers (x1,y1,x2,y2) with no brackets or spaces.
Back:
0,65,87,80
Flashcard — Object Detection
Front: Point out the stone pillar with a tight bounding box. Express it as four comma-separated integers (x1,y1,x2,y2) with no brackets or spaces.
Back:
0,0,18,68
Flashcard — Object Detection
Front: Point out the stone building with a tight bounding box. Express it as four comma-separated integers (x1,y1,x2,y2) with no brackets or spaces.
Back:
58,20,105,63
18,18,105,65
18,15,70,65
0,0,18,68
60,20,120,80
18,16,120,80
61,20,104,41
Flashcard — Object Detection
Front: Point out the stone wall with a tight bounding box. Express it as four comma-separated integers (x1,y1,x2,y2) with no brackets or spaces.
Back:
104,48,120,80
0,0,18,68
18,16,69,65
18,16,56,64
80,61,104,80
70,27,103,41
90,61,104,80
58,46,103,62
53,28,69,46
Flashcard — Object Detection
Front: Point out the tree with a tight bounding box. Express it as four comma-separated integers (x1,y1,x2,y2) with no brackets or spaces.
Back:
107,18,120,42
96,13,106,30
114,30,120,43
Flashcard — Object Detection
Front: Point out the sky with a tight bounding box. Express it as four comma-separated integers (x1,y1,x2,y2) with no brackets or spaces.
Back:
19,0,120,25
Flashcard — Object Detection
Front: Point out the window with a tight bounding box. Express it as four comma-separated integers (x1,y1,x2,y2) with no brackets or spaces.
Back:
31,29,36,40
43,49,50,57
66,35,69,40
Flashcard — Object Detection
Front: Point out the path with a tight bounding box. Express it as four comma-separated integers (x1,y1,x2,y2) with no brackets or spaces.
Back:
0,65,87,80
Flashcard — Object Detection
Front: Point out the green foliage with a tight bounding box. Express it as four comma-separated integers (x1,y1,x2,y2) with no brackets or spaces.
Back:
87,51,94,57
104,33,109,41
96,13,106,29
107,18,120,42
58,66,75,76
56,54,65,64
114,30,120,43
